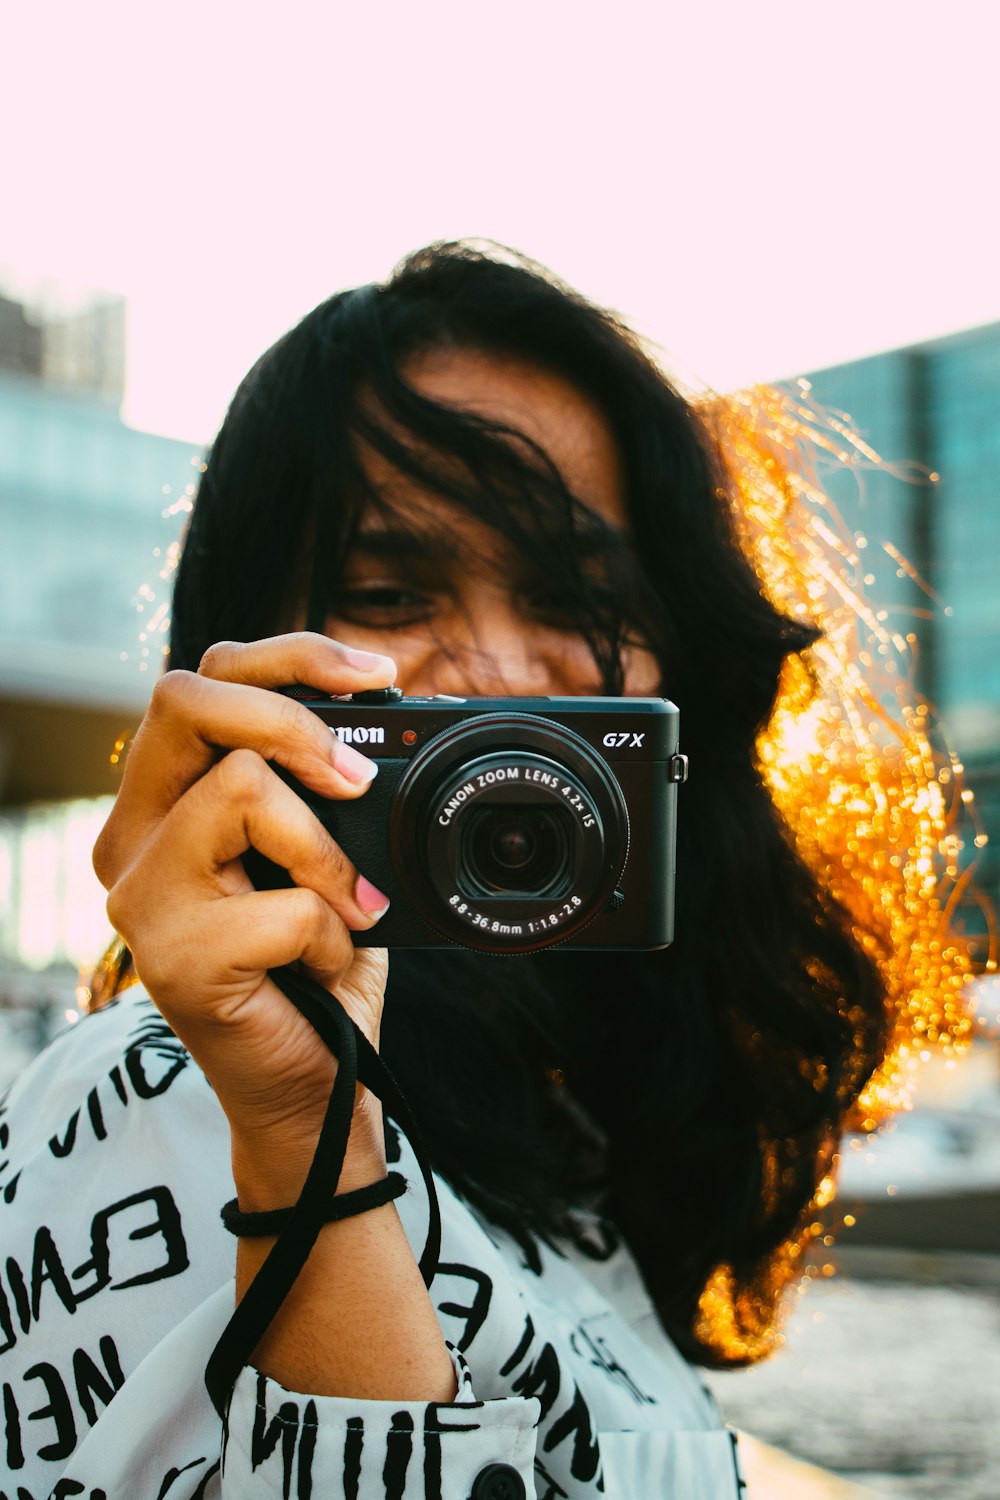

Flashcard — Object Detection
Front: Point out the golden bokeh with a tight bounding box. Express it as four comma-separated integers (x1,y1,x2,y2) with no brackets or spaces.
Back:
693,381,990,1362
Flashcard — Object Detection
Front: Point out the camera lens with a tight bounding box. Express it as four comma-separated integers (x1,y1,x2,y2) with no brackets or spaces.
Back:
461,807,573,897
389,712,630,953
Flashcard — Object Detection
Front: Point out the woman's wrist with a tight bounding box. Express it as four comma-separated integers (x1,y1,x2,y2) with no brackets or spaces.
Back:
230,1091,387,1212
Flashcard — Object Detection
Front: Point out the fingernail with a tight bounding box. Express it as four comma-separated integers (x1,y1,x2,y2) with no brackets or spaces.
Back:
356,875,390,918
332,734,379,785
344,647,395,673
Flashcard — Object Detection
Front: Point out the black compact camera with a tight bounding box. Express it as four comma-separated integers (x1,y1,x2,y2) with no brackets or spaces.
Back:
250,688,688,954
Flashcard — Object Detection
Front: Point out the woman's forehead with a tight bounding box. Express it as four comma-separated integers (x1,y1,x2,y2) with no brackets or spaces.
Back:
390,346,628,530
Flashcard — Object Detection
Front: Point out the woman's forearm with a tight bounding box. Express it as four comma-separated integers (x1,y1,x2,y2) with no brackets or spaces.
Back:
231,1117,457,1402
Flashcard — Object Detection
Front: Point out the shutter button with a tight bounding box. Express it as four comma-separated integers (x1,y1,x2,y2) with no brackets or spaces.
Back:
350,686,404,705
469,1463,527,1500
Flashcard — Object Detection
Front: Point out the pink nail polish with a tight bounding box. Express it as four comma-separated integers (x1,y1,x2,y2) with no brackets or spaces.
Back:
344,647,395,672
356,875,390,918
332,736,379,785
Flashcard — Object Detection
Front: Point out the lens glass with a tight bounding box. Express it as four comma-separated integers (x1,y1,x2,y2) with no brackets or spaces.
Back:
388,714,632,952
461,806,574,897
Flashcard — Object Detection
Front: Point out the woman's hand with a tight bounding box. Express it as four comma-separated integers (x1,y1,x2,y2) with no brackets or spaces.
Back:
93,632,397,1184
95,633,458,1401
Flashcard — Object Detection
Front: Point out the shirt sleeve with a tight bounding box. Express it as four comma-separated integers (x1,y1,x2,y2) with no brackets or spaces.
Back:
222,1349,541,1499
23,1281,541,1499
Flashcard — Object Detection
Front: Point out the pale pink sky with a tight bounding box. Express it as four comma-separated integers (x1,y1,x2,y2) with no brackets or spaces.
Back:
4,2,998,442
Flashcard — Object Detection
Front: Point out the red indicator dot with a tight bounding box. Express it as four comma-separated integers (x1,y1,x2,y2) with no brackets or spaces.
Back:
402,729,417,745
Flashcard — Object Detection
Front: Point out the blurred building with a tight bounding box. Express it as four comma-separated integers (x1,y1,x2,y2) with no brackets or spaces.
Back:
0,278,126,400
0,293,43,378
0,281,199,809
805,323,1000,953
0,279,199,979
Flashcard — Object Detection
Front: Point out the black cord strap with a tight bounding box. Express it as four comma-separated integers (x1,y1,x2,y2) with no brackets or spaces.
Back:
204,965,441,1417
220,1170,407,1237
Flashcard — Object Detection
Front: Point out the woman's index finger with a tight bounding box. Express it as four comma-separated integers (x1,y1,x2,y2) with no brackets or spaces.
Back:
93,653,387,888
197,633,396,692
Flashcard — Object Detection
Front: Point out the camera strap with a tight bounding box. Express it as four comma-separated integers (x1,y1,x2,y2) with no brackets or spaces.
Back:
204,962,441,1418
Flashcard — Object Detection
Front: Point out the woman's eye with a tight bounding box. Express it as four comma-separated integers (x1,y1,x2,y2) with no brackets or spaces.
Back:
334,584,433,623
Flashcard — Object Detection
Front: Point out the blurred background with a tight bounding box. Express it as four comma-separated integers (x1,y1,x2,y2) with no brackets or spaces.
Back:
2,5,998,1495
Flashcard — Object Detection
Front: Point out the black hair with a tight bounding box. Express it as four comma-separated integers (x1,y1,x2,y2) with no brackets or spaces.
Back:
167,241,889,1366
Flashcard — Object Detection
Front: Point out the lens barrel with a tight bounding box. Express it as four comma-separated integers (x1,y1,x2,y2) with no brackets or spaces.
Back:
388,713,629,953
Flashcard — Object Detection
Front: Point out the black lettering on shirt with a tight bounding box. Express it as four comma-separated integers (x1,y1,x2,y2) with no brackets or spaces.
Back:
123,1040,187,1102
0,1283,16,1356
85,1091,106,1144
421,1416,441,1500
343,1416,364,1500
383,1410,413,1500
72,1335,124,1426
3,1335,126,1472
23,1361,76,1463
436,1262,492,1354
3,1379,24,1470
45,1016,190,1165
510,1340,562,1421
49,1113,80,1160
6,1260,30,1336
49,1481,107,1500
422,1400,482,1500
2,1228,92,1349
500,1312,535,1377
30,1228,76,1322
505,1326,605,1489
298,1399,317,1500
424,1404,481,1436
73,1186,189,1302
249,1370,300,1498
544,1384,601,1484
155,1456,209,1498
108,1066,127,1106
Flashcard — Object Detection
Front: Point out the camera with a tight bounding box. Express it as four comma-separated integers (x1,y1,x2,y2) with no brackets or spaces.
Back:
248,688,688,954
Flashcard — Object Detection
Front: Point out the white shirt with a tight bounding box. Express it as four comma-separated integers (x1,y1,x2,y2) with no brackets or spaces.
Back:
0,988,746,1498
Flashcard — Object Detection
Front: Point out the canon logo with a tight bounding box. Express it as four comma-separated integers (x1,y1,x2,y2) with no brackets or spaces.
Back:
332,725,386,745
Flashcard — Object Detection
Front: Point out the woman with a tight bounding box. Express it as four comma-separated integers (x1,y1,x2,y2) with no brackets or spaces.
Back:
0,243,966,1497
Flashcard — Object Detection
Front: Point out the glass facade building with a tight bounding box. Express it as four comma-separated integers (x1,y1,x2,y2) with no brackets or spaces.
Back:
0,371,197,709
0,366,200,981
799,323,1000,943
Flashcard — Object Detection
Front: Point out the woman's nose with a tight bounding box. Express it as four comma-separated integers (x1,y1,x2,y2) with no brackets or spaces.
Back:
412,600,563,698
433,635,552,699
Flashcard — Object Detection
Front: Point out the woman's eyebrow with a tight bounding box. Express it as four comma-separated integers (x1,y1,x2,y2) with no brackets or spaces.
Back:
350,528,460,562
350,521,622,563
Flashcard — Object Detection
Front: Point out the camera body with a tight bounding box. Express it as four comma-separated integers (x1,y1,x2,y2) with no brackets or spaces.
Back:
251,688,687,954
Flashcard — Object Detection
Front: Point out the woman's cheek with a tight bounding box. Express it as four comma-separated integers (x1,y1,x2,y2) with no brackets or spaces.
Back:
550,636,662,698
622,642,663,696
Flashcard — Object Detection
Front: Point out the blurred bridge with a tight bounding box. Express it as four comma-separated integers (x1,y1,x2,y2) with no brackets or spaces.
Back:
0,369,200,805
